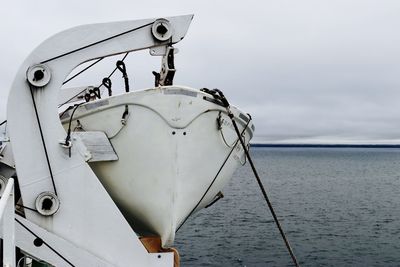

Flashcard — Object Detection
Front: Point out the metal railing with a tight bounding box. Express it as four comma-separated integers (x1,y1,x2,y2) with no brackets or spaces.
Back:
0,178,15,267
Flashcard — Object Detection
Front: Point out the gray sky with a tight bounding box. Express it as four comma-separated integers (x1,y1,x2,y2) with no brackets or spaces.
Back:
1,0,400,143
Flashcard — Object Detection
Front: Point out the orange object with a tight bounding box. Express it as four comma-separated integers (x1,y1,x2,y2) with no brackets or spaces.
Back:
140,236,180,267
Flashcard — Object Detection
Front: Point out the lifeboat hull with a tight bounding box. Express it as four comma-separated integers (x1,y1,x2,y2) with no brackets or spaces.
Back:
61,86,254,246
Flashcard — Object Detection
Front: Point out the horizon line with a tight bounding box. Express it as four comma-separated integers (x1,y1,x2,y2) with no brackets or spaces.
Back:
250,143,400,148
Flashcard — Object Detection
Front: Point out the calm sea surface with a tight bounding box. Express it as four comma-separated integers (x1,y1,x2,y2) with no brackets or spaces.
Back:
175,147,400,266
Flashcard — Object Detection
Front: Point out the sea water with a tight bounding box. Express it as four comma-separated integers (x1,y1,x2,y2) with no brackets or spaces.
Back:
175,147,400,266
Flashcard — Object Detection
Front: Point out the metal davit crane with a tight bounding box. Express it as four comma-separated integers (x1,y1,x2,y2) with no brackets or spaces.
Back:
0,14,256,266
5,15,193,267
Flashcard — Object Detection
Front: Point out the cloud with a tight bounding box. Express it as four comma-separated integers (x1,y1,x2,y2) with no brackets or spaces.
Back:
1,0,400,143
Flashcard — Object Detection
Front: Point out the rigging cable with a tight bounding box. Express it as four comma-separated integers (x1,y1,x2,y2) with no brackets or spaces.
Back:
116,60,130,92
53,19,150,106
98,52,129,91
176,116,251,232
212,88,300,267
62,57,104,85
64,102,86,157
217,111,236,148
102,78,112,96
108,105,130,140
15,218,75,267
58,52,129,108
29,85,58,196
40,21,154,64
15,204,39,213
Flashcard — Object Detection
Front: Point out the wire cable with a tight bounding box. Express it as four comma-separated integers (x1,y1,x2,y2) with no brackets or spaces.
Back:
62,57,104,85
15,218,75,267
58,53,130,108
177,116,251,232
29,85,58,196
64,102,86,157
213,89,300,267
15,204,39,213
40,21,154,64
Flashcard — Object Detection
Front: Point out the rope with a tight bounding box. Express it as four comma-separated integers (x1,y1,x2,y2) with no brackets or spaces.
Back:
29,85,58,196
73,120,85,132
84,87,101,102
40,21,154,64
58,53,129,108
108,105,130,139
216,111,248,165
15,218,75,267
64,103,86,157
102,78,112,96
17,256,27,267
238,135,248,166
0,120,6,126
212,89,300,267
116,60,130,92
59,106,74,119
176,116,251,232
217,111,235,148
102,53,129,84
62,57,104,85
205,191,224,208
15,204,39,213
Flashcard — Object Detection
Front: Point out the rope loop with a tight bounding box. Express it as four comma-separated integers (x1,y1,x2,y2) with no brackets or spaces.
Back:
92,87,101,99
116,60,127,75
102,77,112,96
116,60,130,92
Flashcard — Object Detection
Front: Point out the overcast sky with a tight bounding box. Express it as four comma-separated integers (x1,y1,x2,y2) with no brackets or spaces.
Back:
1,0,400,143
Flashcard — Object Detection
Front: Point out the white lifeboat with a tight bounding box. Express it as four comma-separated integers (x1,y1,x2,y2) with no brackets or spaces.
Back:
60,85,254,246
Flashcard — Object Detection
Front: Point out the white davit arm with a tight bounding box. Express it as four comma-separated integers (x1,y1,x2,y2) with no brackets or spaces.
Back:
7,15,193,266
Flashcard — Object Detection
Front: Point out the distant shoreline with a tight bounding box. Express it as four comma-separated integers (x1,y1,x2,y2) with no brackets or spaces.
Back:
250,144,400,148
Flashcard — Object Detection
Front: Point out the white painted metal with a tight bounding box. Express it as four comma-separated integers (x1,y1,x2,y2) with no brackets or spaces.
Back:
14,214,119,266
151,19,173,41
0,142,15,170
7,15,193,266
26,64,52,87
0,175,7,196
159,46,176,86
149,46,168,56
0,178,15,267
72,131,118,162
61,86,254,246
58,85,92,105
14,215,175,267
35,191,60,216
